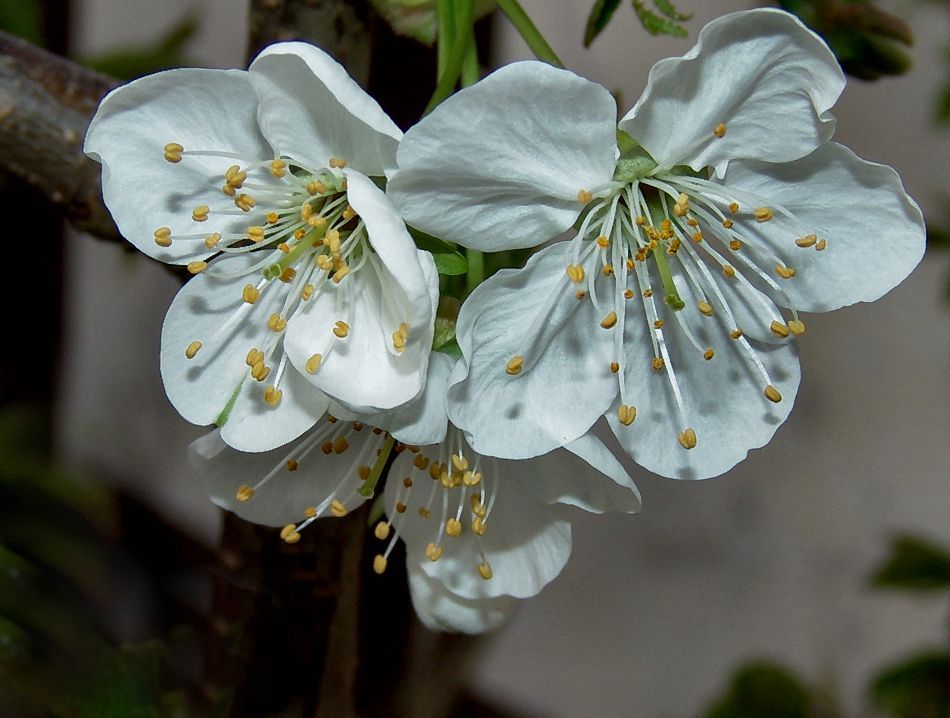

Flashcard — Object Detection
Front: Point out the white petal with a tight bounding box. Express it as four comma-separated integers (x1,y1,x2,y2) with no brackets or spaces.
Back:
285,173,437,411
387,61,617,250
512,434,641,514
448,242,618,459
189,426,372,527
387,452,573,600
376,352,453,446
85,68,276,264
719,142,926,312
607,262,801,479
619,9,844,176
406,562,517,634
160,254,327,449
249,43,401,176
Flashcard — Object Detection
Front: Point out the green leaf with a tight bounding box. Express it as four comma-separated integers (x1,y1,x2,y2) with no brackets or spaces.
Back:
704,661,811,718
584,0,622,47
870,534,950,591
653,0,691,22
0,2,42,44
631,0,689,38
432,317,457,351
434,251,468,276
82,15,199,80
870,651,950,718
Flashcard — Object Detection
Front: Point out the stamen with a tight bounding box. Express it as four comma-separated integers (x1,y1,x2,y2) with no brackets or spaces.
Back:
153,226,172,247
192,205,210,222
775,265,796,279
713,123,727,138
163,143,184,162
796,235,817,248
477,562,493,580
787,319,806,335
617,404,637,426
236,484,254,502
187,261,207,275
305,354,322,374
753,207,773,223
678,428,697,450
770,321,790,337
333,321,349,338
263,386,283,406
505,355,524,375
242,284,261,304
577,189,593,204
184,340,202,359
764,385,783,403
600,311,618,329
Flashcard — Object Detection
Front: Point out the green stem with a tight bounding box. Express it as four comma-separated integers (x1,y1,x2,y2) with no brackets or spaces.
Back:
436,0,455,80
460,22,479,87
653,249,685,311
494,0,563,67
466,248,484,292
424,0,474,115
358,434,395,498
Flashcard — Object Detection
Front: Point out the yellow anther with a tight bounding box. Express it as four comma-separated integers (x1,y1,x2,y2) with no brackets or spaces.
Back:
687,218,699,228
236,484,254,502
462,470,481,487
652,357,665,371
729,239,742,251
267,313,287,332
153,226,172,247
815,239,827,251
413,454,430,470
242,284,261,304
693,232,704,243
225,165,247,188
275,243,290,255
328,157,347,168
327,414,338,423
402,477,413,489
506,355,524,375
673,193,689,217
617,404,637,426
425,543,443,561
358,465,371,481
703,348,715,361
610,361,620,373
263,211,279,225
698,301,714,316
418,507,431,518
596,235,609,248
163,142,184,162
234,194,256,212
451,454,469,472
787,319,806,335
191,205,210,222
600,311,618,329
321,441,333,455
635,215,646,226
624,289,634,299
723,265,735,279
245,348,264,367
326,229,341,255
602,264,614,276
643,288,654,298
373,555,387,574
251,361,271,382
477,562,493,580
764,384,783,403
395,502,407,514
753,207,774,222
729,202,740,214
299,203,313,223
332,436,349,454
263,385,283,407
187,261,208,275
281,525,301,544
306,181,326,195
342,206,356,221
667,238,681,255
796,234,817,248
286,460,299,472
626,258,635,270
304,506,317,518
713,123,727,138
330,499,348,518
428,463,442,481
576,290,587,300
770,321,790,337
775,265,796,279
315,254,333,271
204,232,222,249
270,159,286,177
333,321,349,338
722,219,733,229
222,184,235,197
300,284,315,301
300,353,321,375
653,319,664,329
678,428,698,450
566,264,585,283
246,226,265,243
577,189,593,204
472,516,487,535
729,329,743,340
185,340,202,359
445,518,462,537
308,215,327,229
278,267,297,284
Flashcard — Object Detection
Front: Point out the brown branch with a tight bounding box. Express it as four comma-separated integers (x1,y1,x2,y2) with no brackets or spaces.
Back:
0,30,119,241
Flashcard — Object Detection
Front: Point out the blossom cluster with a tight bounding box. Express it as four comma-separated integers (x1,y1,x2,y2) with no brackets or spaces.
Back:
85,9,924,633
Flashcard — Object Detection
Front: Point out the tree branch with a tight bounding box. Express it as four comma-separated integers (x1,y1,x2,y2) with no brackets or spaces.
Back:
0,30,119,241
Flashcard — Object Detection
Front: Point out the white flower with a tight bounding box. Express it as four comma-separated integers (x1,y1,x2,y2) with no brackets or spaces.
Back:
387,9,926,479
85,43,439,452
190,352,640,633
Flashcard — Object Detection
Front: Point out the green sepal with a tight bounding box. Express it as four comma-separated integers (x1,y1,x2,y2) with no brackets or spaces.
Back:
434,251,469,276
436,339,462,359
432,316,458,352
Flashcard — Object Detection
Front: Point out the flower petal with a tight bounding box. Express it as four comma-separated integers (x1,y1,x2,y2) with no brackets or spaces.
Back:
189,425,372,526
160,254,327,450
406,562,517,634
619,8,844,176
719,142,926,312
387,61,617,250
376,351,453,446
285,173,437,412
388,451,572,600
85,68,276,264
448,242,617,459
513,434,641,514
249,42,401,176
607,263,801,480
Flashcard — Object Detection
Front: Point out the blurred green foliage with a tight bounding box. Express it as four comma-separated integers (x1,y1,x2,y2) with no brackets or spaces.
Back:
0,2,41,44
871,534,950,591
584,0,692,46
704,662,814,718
82,15,199,81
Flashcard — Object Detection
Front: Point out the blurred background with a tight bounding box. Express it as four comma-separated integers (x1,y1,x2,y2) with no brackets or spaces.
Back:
1,0,948,716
